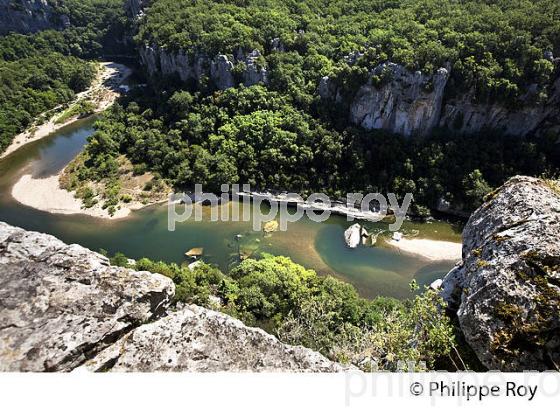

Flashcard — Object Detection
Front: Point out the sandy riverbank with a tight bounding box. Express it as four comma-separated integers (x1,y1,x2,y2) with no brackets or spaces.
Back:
6,61,150,220
386,238,462,261
11,174,150,219
0,62,131,160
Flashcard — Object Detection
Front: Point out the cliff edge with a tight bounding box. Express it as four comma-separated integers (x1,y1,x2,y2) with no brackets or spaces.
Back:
0,0,65,35
0,222,344,372
442,176,560,371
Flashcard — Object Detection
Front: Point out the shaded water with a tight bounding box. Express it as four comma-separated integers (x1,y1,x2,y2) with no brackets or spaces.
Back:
0,118,462,298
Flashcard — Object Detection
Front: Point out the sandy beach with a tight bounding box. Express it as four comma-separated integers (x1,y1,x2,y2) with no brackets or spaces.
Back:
387,238,462,261
11,174,150,219
6,61,150,220
0,62,131,160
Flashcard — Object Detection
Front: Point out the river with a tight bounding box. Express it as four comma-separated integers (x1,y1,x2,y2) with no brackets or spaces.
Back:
0,117,463,299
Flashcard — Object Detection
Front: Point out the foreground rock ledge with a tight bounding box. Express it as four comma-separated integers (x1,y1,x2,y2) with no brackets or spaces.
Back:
0,222,344,372
442,176,560,371
82,305,342,372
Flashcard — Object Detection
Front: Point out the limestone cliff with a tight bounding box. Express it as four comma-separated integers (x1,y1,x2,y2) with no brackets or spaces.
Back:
128,1,558,137
0,222,344,372
139,45,268,90
127,0,267,89
0,0,65,35
321,62,560,137
439,76,560,137
340,62,450,137
138,46,559,137
441,176,560,371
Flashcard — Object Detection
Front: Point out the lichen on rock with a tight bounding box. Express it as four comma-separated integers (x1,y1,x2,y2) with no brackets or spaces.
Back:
0,222,174,371
442,176,560,371
82,304,346,372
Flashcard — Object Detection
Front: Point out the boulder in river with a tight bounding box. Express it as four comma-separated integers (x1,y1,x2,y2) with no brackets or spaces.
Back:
263,220,279,233
344,223,362,248
185,247,204,258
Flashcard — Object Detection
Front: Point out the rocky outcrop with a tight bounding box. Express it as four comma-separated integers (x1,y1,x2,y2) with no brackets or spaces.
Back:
344,63,450,137
0,0,63,35
82,305,343,372
0,222,174,371
441,176,560,371
0,222,344,372
130,0,268,89
344,224,362,248
321,60,560,138
439,75,560,136
139,45,268,90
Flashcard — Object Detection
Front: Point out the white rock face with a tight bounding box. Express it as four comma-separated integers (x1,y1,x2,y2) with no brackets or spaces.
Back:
83,305,346,372
344,224,362,248
139,45,268,90
348,63,450,137
0,222,345,372
322,61,560,137
441,176,560,371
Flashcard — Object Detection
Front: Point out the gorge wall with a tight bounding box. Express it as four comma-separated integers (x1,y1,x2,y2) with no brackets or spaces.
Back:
442,176,560,371
0,222,344,372
127,0,560,138
139,45,269,90
0,0,66,35
136,43,560,138
320,62,560,137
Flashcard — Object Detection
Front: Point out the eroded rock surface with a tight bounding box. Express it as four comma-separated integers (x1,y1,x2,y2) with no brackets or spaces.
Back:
0,222,344,372
139,45,268,90
322,61,560,138
442,177,560,371
83,305,345,372
0,0,63,35
347,63,450,137
0,222,174,371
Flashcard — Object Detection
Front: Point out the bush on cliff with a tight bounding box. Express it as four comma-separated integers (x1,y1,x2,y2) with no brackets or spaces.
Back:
130,253,458,371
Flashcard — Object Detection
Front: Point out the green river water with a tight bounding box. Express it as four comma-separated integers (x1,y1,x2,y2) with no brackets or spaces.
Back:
0,117,463,298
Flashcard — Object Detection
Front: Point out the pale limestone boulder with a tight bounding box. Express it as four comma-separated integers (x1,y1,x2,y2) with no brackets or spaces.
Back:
442,177,560,370
0,222,174,372
83,305,347,372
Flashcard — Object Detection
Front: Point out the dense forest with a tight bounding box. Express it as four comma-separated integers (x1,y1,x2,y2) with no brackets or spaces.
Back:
73,83,557,214
0,0,127,154
56,0,559,214
138,0,560,104
0,54,95,153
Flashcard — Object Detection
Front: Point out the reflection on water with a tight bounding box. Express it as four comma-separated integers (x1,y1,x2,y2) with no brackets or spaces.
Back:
0,118,463,299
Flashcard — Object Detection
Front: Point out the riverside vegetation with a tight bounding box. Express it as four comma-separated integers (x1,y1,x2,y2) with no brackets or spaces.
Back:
71,84,556,214
0,0,127,153
108,252,463,371
65,0,560,214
